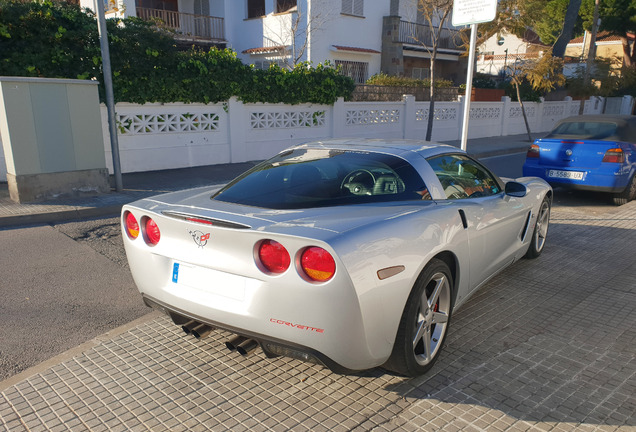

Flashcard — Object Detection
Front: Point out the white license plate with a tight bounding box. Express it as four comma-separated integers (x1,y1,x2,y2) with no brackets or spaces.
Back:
172,262,246,301
548,170,584,180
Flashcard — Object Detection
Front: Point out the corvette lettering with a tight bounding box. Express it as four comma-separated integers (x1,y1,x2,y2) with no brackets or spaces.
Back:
270,318,324,333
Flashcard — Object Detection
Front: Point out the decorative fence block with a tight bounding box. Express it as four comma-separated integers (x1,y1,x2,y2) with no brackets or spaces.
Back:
416,107,458,122
249,110,326,129
470,106,502,120
117,112,220,135
346,109,401,125
509,106,536,118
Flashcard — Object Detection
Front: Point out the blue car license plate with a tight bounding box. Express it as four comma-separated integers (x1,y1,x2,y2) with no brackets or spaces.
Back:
548,170,584,180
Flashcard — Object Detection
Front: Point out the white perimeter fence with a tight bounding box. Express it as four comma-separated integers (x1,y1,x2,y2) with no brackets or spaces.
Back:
1,95,635,179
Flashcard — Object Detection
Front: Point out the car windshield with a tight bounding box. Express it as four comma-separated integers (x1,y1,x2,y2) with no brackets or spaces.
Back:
548,121,618,140
212,148,428,209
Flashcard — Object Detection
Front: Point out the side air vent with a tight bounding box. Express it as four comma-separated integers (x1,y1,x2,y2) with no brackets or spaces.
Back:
162,211,251,229
520,211,532,241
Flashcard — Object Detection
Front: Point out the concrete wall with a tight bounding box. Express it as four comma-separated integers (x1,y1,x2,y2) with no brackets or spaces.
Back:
0,77,109,202
94,95,621,175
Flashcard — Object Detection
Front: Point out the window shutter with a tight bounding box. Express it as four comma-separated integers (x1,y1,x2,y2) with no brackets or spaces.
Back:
341,0,353,14
353,0,363,16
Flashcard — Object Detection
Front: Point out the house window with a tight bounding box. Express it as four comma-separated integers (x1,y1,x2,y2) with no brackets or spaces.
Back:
253,58,289,70
247,0,265,18
341,0,363,17
412,68,430,79
335,60,368,84
137,0,178,11
276,0,297,13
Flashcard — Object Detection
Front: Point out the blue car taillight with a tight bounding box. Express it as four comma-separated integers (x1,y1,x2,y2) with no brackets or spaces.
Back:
602,148,625,163
526,144,540,158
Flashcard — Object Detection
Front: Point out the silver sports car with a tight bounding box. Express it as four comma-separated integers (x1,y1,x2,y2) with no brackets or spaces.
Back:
122,138,552,377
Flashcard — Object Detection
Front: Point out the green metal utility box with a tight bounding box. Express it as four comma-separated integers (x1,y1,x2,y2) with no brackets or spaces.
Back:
0,77,109,203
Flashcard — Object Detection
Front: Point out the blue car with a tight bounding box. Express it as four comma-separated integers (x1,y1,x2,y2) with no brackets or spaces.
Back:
522,115,636,205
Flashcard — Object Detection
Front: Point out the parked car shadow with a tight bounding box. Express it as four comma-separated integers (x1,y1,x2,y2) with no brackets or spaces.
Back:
552,186,628,211
383,218,636,428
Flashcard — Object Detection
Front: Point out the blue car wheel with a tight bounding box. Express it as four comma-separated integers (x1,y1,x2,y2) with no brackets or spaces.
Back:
612,174,636,206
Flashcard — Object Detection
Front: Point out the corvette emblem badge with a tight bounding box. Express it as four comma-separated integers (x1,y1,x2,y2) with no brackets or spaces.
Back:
188,230,210,248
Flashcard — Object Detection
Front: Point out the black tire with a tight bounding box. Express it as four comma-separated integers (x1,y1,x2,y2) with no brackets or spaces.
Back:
612,175,636,206
525,196,551,259
384,259,454,377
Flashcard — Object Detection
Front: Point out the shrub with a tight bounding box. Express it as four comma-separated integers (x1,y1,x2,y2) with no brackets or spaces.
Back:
366,73,453,88
0,0,354,105
472,73,497,88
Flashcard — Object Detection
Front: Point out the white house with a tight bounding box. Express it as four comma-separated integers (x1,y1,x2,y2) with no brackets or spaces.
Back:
476,29,547,77
79,0,468,84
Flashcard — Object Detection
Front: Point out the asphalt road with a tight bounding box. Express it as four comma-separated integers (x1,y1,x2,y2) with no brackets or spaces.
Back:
0,218,148,381
0,152,623,381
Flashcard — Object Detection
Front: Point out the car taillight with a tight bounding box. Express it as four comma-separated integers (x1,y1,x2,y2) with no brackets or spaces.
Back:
258,240,291,274
124,211,140,239
301,247,336,282
526,144,540,158
143,217,161,245
602,148,624,163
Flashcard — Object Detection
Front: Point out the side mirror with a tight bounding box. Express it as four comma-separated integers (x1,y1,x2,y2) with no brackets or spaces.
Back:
505,181,527,198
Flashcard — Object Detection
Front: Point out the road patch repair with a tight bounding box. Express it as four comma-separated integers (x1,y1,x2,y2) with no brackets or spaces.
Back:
1,203,635,431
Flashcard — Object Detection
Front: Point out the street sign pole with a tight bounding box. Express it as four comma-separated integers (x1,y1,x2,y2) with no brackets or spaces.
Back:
460,23,478,151
452,0,497,152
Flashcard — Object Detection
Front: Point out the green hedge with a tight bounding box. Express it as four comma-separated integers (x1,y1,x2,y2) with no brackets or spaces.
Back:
366,73,454,88
0,0,354,104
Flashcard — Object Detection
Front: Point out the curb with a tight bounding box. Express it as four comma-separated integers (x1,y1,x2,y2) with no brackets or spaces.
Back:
0,204,125,228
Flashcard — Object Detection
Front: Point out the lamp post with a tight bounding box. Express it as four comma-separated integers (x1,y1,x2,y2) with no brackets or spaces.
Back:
94,0,123,192
503,48,508,79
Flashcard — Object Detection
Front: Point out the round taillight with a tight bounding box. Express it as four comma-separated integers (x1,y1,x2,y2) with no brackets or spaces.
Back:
301,247,336,282
144,217,161,245
124,211,140,239
258,240,291,274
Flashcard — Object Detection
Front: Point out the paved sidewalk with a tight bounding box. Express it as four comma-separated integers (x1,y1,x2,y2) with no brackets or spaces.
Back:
0,135,532,228
1,201,635,431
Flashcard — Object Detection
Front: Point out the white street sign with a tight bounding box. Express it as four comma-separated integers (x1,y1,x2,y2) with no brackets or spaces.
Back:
452,0,497,26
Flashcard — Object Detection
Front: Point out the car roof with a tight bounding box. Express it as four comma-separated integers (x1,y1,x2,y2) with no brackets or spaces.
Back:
557,115,636,125
551,115,636,142
294,138,463,160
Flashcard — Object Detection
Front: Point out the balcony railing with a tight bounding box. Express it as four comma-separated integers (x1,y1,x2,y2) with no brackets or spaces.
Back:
136,7,225,41
397,21,463,52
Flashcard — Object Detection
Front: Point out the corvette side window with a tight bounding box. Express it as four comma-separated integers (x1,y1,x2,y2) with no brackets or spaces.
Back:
427,154,501,200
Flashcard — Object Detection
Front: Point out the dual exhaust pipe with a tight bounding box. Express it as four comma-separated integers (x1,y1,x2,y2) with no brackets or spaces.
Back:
181,320,214,339
225,335,259,357
181,320,258,357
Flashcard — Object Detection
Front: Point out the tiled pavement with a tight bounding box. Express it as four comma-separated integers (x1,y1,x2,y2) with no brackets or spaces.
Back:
1,202,635,430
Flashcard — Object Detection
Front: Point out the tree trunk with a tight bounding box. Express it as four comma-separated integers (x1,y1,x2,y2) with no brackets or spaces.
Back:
516,83,532,142
425,58,436,141
578,98,586,115
552,0,583,58
622,37,633,67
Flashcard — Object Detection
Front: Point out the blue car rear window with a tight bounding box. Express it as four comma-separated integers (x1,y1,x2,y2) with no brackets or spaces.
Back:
549,121,618,140
212,149,428,209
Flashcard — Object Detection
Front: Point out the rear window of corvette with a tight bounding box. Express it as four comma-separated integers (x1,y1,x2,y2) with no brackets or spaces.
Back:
212,149,429,209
